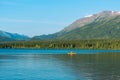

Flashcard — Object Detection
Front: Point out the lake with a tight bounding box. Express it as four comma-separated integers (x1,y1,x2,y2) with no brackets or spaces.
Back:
0,49,120,80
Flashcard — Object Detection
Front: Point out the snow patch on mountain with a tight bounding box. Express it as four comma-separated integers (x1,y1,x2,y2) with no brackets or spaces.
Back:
85,15,93,18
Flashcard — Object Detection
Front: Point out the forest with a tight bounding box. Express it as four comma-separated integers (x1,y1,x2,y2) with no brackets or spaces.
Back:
0,39,120,49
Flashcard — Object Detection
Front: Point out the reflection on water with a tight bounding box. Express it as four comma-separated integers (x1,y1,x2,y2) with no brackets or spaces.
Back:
0,53,120,80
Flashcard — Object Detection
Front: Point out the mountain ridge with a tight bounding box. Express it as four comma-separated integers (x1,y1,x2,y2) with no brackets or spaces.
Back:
33,10,120,40
62,10,120,32
1,10,120,41
0,30,30,41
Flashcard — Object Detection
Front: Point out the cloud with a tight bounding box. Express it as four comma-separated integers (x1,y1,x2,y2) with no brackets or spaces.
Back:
0,18,68,25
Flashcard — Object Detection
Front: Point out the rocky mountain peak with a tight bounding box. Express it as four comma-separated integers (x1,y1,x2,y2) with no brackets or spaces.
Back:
62,10,120,32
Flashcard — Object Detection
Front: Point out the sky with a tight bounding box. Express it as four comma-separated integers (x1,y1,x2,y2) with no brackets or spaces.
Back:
0,0,120,37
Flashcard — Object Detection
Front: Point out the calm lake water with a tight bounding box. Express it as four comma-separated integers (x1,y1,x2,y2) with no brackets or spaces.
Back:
0,49,120,80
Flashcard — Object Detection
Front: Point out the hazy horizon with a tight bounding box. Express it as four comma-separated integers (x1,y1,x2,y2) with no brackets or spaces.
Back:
0,0,120,37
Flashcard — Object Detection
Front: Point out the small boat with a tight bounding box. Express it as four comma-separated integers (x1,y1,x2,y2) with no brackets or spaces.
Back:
68,51,76,56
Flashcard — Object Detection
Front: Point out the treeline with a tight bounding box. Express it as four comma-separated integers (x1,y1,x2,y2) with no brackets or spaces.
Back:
0,39,120,49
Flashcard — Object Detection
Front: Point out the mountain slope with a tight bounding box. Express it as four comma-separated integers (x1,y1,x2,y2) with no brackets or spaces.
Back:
33,11,120,40
0,36,15,42
62,11,120,32
0,30,30,41
58,15,120,40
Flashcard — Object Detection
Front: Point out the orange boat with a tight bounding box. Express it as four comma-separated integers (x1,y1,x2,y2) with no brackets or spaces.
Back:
68,51,76,56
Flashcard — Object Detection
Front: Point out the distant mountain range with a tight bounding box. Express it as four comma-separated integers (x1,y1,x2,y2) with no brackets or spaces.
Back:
0,30,29,41
33,11,120,40
1,10,120,41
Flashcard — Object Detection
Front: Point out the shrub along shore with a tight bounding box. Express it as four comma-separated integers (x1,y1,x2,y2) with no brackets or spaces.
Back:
0,39,120,49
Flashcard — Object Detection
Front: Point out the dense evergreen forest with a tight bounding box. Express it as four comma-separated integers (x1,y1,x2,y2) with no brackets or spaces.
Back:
0,40,120,49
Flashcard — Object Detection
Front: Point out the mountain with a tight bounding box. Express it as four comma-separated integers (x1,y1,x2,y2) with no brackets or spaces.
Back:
0,30,30,41
62,11,120,32
0,36,15,42
33,11,120,40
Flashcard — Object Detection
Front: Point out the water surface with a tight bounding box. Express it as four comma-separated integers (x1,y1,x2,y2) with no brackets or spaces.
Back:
0,49,120,80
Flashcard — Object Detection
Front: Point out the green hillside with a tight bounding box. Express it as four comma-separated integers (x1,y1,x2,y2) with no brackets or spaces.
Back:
33,11,120,40
58,15,120,40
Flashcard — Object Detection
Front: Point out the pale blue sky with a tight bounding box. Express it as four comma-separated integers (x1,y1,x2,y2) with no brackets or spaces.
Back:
0,0,120,37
